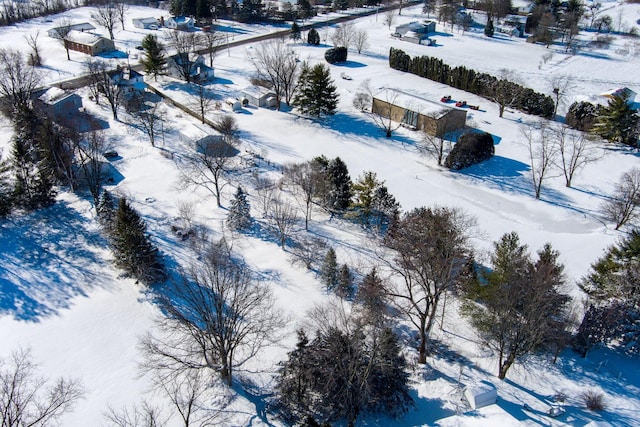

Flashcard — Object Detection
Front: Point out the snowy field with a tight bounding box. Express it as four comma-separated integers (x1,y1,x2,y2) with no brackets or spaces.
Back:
1,2,640,426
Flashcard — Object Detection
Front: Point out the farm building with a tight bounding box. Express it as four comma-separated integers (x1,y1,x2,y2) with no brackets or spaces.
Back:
64,30,115,56
132,17,160,30
241,86,278,108
394,20,436,36
372,88,467,137
47,22,95,38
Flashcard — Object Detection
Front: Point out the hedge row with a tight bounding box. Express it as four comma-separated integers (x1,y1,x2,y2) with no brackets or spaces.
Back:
388,48,554,119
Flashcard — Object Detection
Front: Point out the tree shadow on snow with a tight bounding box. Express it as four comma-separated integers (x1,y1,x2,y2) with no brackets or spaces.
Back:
323,112,417,147
0,200,111,321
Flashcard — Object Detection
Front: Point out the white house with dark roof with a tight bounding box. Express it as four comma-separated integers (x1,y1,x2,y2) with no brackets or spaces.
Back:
107,67,146,96
166,16,195,31
132,17,160,30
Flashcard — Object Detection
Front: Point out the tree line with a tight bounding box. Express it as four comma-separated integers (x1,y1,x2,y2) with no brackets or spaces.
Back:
389,47,555,119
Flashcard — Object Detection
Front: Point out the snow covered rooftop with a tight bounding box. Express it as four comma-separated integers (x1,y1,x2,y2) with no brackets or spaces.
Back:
65,30,104,46
374,88,455,119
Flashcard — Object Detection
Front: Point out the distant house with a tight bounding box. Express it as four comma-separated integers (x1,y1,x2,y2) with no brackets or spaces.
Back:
395,20,436,36
241,86,278,108
165,16,195,31
35,87,83,127
372,88,467,137
107,66,145,96
497,14,527,37
166,53,215,83
47,22,96,38
179,123,238,156
132,17,160,30
600,87,637,104
64,30,116,56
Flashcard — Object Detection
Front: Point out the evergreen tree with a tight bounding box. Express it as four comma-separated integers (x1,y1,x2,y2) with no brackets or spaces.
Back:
593,95,640,147
336,264,354,299
238,0,264,22
307,28,320,45
484,19,495,37
292,63,339,118
227,186,252,231
97,189,116,232
112,197,164,285
320,247,338,291
291,22,301,42
298,0,313,19
326,157,352,212
11,123,56,210
0,154,13,216
356,267,386,322
141,34,166,81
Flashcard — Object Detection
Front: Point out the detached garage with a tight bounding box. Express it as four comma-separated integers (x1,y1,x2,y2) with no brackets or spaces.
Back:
463,381,497,410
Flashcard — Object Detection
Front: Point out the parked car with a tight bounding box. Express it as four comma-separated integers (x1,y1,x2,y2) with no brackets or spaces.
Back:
455,100,467,107
441,95,452,102
103,150,119,159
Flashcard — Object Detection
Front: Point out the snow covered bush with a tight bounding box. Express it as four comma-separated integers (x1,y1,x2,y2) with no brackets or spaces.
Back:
444,132,495,170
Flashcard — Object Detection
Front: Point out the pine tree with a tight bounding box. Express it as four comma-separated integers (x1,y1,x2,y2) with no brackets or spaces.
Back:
291,22,301,42
0,154,13,216
141,34,166,81
97,189,117,232
356,267,386,322
320,247,338,291
336,264,354,299
227,186,252,231
292,63,339,118
484,19,494,37
593,95,640,147
326,157,352,212
11,127,56,210
307,28,320,45
112,197,164,285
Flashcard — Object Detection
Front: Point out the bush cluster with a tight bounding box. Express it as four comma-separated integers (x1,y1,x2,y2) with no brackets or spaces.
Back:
389,48,554,118
444,132,495,170
324,47,348,64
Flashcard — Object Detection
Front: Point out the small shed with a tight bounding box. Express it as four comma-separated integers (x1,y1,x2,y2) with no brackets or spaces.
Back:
463,381,497,410
225,97,242,112
241,86,277,108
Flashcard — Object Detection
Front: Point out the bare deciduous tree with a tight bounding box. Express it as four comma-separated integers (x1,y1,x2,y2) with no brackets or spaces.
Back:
85,60,123,120
0,49,42,115
331,22,355,48
384,9,396,30
383,206,475,363
190,83,215,124
165,30,200,83
249,41,299,109
51,19,72,60
199,31,222,68
25,31,43,66
522,121,558,199
269,197,298,249
75,130,109,208
252,174,277,218
104,402,168,427
212,114,239,145
0,348,84,427
550,74,574,118
353,28,369,54
141,239,285,386
602,167,640,230
419,113,457,166
114,0,128,31
131,101,165,147
364,82,402,138
179,128,237,208
92,1,118,40
554,124,600,187
283,161,323,230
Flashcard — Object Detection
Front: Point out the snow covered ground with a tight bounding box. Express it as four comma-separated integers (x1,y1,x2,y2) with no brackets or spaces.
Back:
1,2,640,426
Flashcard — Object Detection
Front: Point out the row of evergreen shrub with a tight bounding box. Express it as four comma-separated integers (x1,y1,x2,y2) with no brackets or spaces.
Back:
388,48,554,119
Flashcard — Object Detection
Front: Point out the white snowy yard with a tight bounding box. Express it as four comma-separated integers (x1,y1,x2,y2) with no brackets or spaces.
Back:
1,2,640,426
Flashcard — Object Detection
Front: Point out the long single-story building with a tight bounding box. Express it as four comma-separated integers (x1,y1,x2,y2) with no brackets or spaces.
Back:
48,22,96,38
372,88,467,137
64,30,116,56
